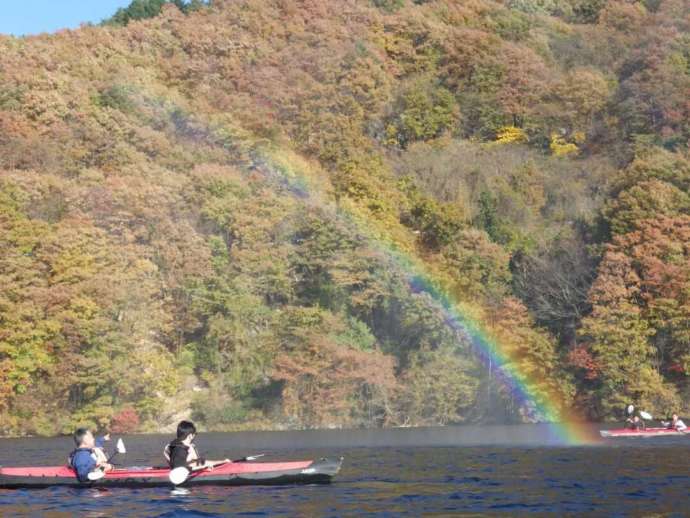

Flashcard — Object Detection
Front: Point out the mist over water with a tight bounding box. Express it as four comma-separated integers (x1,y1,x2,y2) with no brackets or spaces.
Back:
2,423,598,466
2,425,689,516
171,423,601,451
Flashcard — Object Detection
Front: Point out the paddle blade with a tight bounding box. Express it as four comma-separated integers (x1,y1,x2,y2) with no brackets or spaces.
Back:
87,470,105,481
169,467,190,486
116,438,126,454
626,404,634,416
639,411,653,420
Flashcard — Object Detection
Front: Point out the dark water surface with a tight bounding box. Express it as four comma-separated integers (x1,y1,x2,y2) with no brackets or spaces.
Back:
1,425,689,516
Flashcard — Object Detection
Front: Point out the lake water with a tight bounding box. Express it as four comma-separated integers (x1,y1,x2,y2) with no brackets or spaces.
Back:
1,424,688,516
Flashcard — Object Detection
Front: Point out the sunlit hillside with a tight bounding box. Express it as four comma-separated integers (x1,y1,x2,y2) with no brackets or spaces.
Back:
0,0,688,435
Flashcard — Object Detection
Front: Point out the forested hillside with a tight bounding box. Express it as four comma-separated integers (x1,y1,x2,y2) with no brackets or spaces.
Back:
0,0,687,435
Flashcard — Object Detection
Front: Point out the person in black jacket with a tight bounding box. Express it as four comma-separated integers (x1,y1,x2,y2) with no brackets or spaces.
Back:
164,420,229,470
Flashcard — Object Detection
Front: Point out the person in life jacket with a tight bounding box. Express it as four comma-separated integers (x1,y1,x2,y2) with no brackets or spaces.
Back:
68,428,113,482
626,415,645,431
624,404,636,428
163,420,229,471
666,413,687,431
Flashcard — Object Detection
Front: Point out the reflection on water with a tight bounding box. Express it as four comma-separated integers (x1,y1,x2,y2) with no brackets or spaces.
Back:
1,425,689,516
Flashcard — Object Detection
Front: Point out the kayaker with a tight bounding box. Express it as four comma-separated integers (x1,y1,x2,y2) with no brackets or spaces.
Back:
627,415,645,431
667,413,687,431
164,420,229,471
69,428,113,482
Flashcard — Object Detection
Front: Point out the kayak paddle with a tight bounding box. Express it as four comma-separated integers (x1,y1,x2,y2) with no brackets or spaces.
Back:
639,411,653,420
169,466,192,485
233,454,265,462
169,454,265,486
108,438,127,463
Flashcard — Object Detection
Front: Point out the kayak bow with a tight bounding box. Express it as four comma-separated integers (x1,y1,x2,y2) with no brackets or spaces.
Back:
0,457,343,489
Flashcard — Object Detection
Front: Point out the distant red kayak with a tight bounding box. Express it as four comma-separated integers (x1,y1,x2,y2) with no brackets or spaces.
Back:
600,427,690,438
0,457,343,488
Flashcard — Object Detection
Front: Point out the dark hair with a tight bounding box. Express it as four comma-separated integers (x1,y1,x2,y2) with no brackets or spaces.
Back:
176,420,197,440
74,427,90,446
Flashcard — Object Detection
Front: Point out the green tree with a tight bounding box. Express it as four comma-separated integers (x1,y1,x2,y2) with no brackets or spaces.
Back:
397,344,480,425
386,80,459,148
104,0,206,26
580,244,681,418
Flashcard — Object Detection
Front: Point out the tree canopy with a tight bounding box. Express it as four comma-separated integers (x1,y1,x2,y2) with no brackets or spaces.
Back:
0,0,687,435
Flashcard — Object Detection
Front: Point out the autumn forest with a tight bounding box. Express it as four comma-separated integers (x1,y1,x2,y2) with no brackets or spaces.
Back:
0,0,688,436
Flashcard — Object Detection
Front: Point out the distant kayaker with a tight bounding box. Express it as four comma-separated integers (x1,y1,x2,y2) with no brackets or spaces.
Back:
627,415,645,431
164,420,229,471
666,413,687,431
69,428,113,482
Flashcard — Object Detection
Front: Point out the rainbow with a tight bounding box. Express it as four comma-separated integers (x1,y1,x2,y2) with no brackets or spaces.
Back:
160,101,594,444
404,263,593,445
379,251,592,446
248,146,595,445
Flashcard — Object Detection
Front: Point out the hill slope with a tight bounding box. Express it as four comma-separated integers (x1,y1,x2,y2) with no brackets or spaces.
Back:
0,0,688,435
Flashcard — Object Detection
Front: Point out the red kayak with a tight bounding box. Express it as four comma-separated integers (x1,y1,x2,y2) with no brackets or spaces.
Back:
600,427,690,438
0,457,342,488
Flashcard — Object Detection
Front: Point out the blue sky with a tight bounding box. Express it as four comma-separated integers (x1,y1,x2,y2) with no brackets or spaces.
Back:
0,1,133,36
